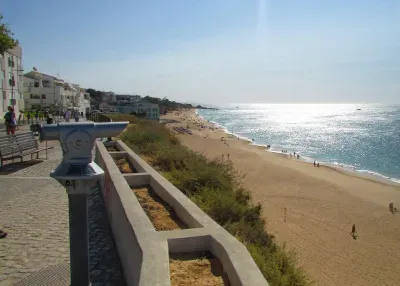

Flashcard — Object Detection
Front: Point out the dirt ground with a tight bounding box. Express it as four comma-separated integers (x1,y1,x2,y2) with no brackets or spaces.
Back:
133,187,187,231
170,252,230,286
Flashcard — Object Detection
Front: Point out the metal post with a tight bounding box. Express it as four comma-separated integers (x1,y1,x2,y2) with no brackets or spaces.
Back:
40,122,128,286
68,189,90,286
11,75,14,109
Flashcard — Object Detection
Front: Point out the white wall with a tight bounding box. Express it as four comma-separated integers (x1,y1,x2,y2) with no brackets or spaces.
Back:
23,75,91,112
114,103,160,120
0,46,24,120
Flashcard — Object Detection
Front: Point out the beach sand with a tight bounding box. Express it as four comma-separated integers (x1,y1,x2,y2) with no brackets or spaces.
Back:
162,109,400,286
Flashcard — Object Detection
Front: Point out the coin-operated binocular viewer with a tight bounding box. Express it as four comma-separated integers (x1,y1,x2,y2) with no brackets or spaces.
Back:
40,121,128,286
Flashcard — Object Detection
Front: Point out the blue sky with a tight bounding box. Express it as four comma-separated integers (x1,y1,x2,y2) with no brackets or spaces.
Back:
2,0,399,105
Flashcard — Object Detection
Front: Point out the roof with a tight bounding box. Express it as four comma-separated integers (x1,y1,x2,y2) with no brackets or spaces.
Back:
23,71,64,83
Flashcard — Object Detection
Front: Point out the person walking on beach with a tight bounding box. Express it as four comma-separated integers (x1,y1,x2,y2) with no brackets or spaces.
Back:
350,224,357,239
314,161,316,167
389,202,394,214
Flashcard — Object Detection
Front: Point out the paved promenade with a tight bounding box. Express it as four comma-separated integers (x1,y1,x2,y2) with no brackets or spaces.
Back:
0,139,125,285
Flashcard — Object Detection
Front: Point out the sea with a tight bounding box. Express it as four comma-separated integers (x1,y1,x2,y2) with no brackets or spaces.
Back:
196,104,400,184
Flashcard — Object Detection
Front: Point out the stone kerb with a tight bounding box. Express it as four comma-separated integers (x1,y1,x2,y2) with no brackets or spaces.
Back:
96,140,269,286
96,142,170,286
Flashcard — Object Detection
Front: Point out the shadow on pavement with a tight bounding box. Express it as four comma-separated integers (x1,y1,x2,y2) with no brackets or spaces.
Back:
0,160,43,175
88,187,126,285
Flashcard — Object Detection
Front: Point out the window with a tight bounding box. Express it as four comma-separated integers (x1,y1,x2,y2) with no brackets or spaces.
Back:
8,72,15,86
41,94,47,99
0,71,4,88
30,94,40,99
3,91,7,112
8,56,14,67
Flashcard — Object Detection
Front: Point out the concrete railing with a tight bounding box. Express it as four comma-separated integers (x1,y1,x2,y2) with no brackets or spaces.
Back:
95,140,269,286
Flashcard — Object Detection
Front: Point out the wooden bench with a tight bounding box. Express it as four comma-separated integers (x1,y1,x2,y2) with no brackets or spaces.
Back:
0,132,54,168
0,135,21,167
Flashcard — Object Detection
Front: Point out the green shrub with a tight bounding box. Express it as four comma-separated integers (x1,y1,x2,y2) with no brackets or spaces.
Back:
107,113,139,123
109,114,312,285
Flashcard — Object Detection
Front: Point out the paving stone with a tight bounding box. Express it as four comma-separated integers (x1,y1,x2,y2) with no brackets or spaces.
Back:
0,141,125,285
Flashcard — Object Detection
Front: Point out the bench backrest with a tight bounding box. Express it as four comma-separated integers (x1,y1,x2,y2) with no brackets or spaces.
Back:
14,132,39,152
0,136,21,158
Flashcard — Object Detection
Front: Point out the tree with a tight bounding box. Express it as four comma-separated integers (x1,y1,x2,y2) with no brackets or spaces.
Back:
0,13,19,56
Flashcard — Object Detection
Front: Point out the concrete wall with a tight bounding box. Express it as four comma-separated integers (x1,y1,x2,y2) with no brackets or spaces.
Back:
95,140,269,286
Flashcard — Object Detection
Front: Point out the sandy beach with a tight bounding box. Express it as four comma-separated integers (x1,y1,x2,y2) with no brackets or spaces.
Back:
162,109,400,286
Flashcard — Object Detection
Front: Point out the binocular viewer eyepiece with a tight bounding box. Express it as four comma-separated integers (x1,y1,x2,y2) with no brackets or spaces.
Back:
40,122,128,141
40,121,128,182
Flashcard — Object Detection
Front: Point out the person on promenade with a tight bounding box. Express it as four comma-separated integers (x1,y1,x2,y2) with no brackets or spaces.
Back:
64,109,71,122
74,110,80,122
0,229,7,238
4,106,16,135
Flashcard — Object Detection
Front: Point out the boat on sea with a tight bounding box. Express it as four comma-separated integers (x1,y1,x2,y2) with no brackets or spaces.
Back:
357,108,361,110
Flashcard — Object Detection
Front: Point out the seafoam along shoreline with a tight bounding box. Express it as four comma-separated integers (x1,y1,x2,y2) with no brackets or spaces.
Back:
194,109,400,186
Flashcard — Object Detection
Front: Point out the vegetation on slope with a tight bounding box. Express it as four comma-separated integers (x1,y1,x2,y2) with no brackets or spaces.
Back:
86,88,213,111
107,113,312,286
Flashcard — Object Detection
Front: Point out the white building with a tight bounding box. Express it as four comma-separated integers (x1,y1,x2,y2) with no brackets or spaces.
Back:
23,70,90,114
0,46,24,121
102,92,116,102
71,84,91,115
115,94,141,105
114,102,160,120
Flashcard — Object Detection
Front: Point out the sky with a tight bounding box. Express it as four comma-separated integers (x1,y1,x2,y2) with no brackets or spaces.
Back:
2,0,399,105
